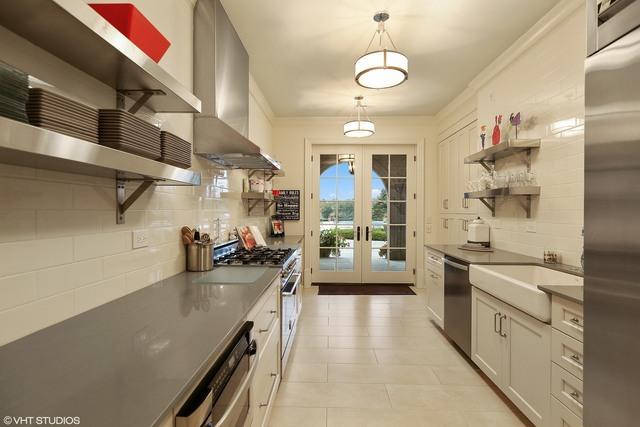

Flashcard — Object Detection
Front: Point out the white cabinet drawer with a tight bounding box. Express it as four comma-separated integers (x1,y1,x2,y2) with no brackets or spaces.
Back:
425,267,444,328
251,328,280,427
552,329,584,380
552,363,583,419
551,296,583,342
425,250,444,274
551,396,583,427
247,281,279,357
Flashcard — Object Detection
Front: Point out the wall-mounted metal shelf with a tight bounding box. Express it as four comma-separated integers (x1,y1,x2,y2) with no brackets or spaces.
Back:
464,186,540,218
241,192,275,215
0,0,202,113
248,169,285,181
0,117,201,223
465,139,540,171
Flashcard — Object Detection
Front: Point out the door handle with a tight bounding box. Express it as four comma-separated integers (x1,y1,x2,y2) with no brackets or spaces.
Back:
365,226,370,241
494,312,501,333
499,314,507,337
356,226,361,241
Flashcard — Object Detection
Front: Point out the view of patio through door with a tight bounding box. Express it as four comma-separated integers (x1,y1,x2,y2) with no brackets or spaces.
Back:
311,145,416,284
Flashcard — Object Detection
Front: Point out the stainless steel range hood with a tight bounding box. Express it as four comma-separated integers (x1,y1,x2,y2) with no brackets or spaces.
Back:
193,0,280,171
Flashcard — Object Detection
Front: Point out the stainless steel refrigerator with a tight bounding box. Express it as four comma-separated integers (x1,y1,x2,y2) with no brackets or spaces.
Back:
585,1,640,426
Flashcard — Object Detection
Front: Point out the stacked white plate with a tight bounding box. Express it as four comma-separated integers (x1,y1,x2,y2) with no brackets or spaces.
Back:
0,63,29,123
98,109,161,160
27,88,98,143
160,131,192,168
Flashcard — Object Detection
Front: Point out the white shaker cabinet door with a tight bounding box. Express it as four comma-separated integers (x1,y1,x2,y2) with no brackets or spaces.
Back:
502,304,552,427
471,287,504,385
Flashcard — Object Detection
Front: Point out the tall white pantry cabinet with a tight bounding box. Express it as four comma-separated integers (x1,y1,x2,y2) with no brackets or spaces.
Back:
438,121,482,244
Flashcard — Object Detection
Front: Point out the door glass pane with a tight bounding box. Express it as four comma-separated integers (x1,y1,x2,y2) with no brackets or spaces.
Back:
337,178,355,200
371,178,388,203
389,202,406,224
319,247,336,271
319,202,337,222
319,153,356,273
372,155,389,178
320,155,337,177
337,154,355,177
390,155,406,177
371,201,387,222
370,224,387,271
337,201,354,222
337,248,354,271
371,249,388,271
389,178,406,200
388,249,406,271
319,179,337,201
389,226,406,247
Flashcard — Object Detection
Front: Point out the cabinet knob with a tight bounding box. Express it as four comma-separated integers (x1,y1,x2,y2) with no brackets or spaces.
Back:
569,317,582,326
570,353,582,364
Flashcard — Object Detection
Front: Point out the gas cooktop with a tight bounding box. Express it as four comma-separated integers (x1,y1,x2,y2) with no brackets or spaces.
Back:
214,246,294,267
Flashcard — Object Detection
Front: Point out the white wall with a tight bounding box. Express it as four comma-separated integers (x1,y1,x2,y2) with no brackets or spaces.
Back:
0,0,275,345
434,0,585,267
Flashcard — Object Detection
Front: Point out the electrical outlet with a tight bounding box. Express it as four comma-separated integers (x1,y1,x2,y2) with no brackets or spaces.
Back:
132,229,149,249
526,223,537,233
426,224,432,234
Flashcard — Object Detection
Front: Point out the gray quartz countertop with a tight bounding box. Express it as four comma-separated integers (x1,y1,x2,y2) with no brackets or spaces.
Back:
538,284,584,305
0,266,281,427
425,244,583,277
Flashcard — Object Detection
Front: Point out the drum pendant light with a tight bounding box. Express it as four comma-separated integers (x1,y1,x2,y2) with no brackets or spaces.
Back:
355,12,408,89
343,96,375,138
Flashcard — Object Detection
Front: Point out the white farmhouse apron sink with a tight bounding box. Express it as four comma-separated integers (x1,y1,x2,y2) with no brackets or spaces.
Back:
469,265,583,322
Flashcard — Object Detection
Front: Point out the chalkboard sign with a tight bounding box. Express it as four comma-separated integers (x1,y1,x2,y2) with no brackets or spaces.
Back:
275,190,300,220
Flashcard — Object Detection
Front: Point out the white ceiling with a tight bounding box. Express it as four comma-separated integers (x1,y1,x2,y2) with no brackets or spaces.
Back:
220,0,558,117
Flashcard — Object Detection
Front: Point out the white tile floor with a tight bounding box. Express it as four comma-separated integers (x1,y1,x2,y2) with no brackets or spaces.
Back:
270,287,533,427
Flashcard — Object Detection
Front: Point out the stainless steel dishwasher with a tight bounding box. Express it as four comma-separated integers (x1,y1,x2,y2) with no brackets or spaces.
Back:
443,256,471,357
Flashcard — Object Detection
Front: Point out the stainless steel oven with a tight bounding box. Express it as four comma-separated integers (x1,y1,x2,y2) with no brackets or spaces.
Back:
176,322,258,427
280,249,301,369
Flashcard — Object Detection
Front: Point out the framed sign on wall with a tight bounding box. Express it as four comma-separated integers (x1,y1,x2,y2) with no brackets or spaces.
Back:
274,189,300,220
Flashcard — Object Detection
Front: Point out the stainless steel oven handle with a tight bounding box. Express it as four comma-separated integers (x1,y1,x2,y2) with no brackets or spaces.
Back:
443,258,468,271
282,273,302,296
214,350,260,427
176,389,213,427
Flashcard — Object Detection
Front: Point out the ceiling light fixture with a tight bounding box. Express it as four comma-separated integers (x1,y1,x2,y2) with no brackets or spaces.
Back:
343,96,375,138
355,11,408,89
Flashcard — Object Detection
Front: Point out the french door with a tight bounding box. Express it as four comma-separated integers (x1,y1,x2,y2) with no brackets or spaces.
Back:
311,145,416,284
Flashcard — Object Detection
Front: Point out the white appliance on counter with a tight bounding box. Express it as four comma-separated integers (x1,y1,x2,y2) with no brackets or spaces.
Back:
467,217,490,247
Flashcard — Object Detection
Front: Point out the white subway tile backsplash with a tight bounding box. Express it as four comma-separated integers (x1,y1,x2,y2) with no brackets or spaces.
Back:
74,276,126,315
72,185,114,210
0,178,73,210
473,7,585,264
0,210,36,243
0,273,37,311
0,237,73,277
0,292,75,346
36,210,101,238
124,265,163,294
102,247,159,279
35,259,103,298
73,231,131,261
